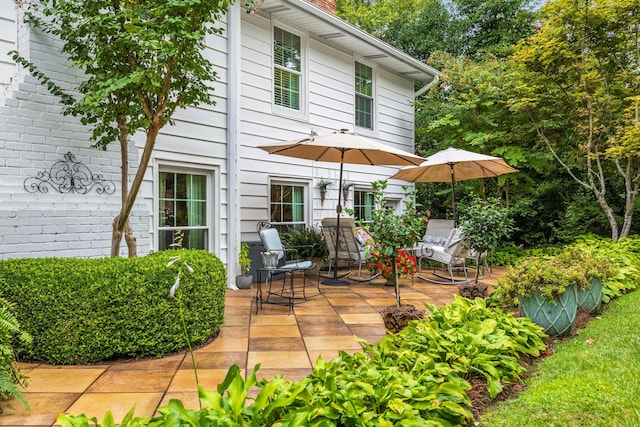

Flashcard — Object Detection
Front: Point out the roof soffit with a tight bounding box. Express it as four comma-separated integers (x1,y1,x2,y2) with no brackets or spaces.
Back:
252,0,439,83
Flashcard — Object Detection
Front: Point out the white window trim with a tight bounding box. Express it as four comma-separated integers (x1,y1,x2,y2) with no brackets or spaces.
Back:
271,21,309,121
268,177,312,228
154,161,219,254
354,58,378,137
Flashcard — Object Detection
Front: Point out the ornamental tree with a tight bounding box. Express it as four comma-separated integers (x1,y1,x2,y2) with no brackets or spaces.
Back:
507,0,640,241
12,0,243,257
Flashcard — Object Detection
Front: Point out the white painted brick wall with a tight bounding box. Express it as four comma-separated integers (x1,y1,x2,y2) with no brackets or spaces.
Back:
0,21,150,260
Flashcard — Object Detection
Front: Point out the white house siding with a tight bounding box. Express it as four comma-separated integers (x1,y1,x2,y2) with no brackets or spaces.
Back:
0,0,426,291
0,0,17,94
136,21,231,263
238,11,418,242
0,27,150,259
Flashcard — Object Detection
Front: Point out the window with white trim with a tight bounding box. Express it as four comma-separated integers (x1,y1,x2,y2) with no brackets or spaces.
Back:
270,182,307,232
274,26,302,111
158,170,210,250
354,189,375,223
355,61,374,130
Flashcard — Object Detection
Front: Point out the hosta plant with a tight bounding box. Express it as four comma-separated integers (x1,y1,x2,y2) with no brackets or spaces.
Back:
379,296,546,398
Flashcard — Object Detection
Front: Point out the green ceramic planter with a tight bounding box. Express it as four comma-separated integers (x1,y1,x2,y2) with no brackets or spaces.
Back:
520,286,577,337
576,278,603,314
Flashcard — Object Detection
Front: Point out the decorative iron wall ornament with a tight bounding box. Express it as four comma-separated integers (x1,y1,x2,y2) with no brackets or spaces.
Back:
23,152,116,195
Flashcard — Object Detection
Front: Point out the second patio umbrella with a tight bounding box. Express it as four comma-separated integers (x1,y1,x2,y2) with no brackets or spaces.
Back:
390,147,518,225
259,129,425,285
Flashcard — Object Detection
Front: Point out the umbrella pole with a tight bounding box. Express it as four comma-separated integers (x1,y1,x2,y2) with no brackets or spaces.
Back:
322,149,350,286
450,163,457,227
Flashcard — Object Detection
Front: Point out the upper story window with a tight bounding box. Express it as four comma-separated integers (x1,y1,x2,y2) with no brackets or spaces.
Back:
355,61,374,130
274,26,302,111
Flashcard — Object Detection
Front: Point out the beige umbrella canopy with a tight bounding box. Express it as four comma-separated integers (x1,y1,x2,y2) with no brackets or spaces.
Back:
259,129,426,166
258,129,425,285
390,147,518,224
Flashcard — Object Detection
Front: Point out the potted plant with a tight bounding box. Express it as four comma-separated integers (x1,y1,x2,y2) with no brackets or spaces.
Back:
362,180,429,333
316,179,334,205
282,226,328,269
556,244,612,314
236,242,253,289
458,196,515,289
492,255,581,336
341,181,355,202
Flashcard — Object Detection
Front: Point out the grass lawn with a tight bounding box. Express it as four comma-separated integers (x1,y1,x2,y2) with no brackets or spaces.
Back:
481,288,640,426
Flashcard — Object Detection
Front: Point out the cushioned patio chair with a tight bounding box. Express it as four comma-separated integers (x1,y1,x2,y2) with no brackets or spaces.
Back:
321,217,380,282
416,227,470,284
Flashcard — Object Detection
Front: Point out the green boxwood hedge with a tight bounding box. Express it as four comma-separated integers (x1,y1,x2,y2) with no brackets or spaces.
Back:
0,250,227,365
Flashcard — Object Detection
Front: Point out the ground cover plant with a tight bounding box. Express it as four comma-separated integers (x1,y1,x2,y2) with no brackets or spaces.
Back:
0,249,226,364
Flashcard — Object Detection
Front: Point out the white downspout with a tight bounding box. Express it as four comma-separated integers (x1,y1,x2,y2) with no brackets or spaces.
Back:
414,75,439,98
226,2,241,290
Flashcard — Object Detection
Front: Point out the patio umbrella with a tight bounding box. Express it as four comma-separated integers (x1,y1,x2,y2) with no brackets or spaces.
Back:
390,147,518,225
258,129,425,285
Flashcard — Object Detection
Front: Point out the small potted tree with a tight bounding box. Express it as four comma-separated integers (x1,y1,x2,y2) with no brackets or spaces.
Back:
363,180,429,333
236,243,253,289
458,196,515,296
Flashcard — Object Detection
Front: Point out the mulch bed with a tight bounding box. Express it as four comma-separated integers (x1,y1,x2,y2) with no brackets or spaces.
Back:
465,307,595,425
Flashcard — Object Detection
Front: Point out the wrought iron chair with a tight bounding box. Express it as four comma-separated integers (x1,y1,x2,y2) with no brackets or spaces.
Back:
256,226,318,314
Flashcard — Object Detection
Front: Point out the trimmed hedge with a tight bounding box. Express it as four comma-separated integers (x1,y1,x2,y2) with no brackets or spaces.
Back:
0,250,227,364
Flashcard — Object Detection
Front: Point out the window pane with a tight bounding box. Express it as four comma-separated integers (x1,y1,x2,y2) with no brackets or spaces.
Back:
274,27,301,110
355,62,372,96
355,62,373,130
274,68,300,110
274,27,301,71
158,229,207,251
270,183,306,228
354,190,375,222
356,94,372,129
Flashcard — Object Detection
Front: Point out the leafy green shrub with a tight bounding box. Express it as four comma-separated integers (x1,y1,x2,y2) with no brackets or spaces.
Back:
282,226,328,260
570,235,640,302
382,296,546,399
0,250,226,364
0,294,31,411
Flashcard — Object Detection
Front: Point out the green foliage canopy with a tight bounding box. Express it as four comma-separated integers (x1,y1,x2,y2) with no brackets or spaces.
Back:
507,0,640,240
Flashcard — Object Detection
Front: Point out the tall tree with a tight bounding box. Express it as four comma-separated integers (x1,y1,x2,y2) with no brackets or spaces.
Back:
451,0,541,58
13,0,236,257
336,0,539,60
508,0,640,241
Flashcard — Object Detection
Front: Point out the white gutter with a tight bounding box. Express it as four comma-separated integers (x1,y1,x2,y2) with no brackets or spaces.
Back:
226,2,241,290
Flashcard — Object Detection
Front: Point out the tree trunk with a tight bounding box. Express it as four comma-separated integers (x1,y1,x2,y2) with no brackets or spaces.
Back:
111,119,162,257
